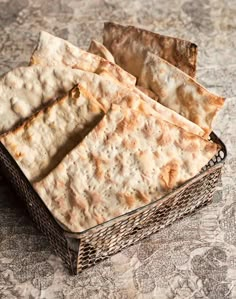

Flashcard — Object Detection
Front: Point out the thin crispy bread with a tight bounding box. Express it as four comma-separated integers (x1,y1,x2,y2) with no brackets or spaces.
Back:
138,52,225,136
1,86,104,183
0,63,204,140
29,51,205,137
87,41,160,104
103,22,198,78
30,31,136,87
88,40,115,63
34,101,218,232
72,75,204,137
0,65,105,134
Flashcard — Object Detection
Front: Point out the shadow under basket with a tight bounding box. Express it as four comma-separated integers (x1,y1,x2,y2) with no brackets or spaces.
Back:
0,132,227,274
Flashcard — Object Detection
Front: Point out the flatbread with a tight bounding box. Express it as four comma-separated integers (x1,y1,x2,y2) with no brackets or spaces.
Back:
88,40,115,63
0,65,102,134
103,22,198,78
30,31,136,87
87,41,160,103
28,56,204,137
34,101,218,232
138,52,225,136
1,85,104,183
0,63,204,140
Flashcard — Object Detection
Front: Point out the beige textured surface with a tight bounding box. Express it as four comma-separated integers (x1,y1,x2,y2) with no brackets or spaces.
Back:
138,52,225,136
35,101,217,232
103,22,198,78
31,31,136,87
0,0,235,298
30,39,205,137
0,65,103,134
1,86,104,182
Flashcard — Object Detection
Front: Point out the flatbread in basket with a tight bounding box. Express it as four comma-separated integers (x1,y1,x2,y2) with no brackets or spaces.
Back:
34,100,219,232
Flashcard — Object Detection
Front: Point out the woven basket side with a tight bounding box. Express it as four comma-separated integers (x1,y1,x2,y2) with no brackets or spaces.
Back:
0,142,78,274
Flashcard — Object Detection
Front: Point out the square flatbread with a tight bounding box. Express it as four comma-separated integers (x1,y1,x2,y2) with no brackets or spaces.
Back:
1,86,104,182
138,52,225,137
30,31,136,88
34,101,218,232
103,22,198,78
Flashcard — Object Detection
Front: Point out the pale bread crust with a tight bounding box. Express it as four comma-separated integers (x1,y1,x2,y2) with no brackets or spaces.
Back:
34,101,218,232
88,40,115,63
1,66,204,183
1,85,104,183
29,52,204,137
103,22,198,78
30,31,136,88
0,64,204,188
138,52,225,137
0,65,106,134
132,88,204,137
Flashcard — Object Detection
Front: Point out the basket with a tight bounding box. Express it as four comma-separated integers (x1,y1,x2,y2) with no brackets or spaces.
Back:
0,132,227,274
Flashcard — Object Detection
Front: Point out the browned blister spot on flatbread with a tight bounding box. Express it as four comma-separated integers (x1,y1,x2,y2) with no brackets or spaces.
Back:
15,151,24,158
115,153,127,176
124,194,136,208
159,160,180,190
93,210,106,224
122,137,138,150
87,191,103,205
54,197,66,210
118,193,135,208
69,86,80,99
142,122,155,138
156,132,172,146
136,190,150,204
92,155,105,180
72,196,88,211
136,150,154,177
153,151,160,159
116,113,138,133
56,180,65,188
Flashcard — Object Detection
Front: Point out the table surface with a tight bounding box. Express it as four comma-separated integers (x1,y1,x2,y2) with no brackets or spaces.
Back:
0,0,236,298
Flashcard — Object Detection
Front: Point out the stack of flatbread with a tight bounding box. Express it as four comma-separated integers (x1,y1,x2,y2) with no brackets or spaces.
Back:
0,23,225,232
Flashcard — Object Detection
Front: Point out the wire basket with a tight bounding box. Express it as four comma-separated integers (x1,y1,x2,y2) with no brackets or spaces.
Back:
0,132,226,274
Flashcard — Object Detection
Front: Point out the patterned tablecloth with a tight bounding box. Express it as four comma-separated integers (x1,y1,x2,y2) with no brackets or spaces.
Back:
0,0,235,298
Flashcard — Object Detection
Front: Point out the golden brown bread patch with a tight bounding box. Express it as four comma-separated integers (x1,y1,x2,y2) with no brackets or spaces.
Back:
138,52,225,137
103,22,198,78
1,85,105,182
34,102,219,232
